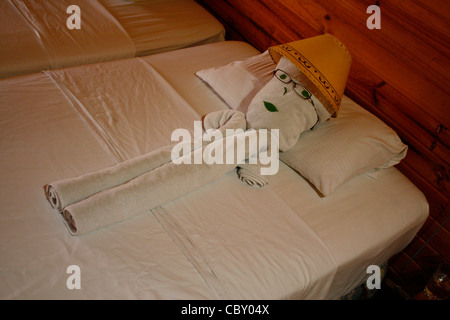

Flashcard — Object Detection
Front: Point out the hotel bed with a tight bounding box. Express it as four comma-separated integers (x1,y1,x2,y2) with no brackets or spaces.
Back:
0,0,224,78
0,41,428,299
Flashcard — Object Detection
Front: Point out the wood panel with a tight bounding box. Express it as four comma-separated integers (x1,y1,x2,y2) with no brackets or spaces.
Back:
197,0,450,296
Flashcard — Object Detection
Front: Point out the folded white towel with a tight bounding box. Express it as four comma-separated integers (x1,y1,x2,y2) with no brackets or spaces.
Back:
62,152,237,235
45,110,248,212
237,163,269,187
45,110,268,235
44,144,175,212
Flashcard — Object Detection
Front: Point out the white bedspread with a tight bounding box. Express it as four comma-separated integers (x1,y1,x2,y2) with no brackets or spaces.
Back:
99,0,225,56
46,58,199,162
0,0,225,78
42,55,337,298
1,0,135,78
152,178,337,299
0,41,428,300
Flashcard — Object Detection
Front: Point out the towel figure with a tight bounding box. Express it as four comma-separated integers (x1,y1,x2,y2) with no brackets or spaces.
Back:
45,34,352,235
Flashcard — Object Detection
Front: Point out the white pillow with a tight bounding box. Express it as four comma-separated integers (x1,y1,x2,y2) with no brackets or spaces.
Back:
195,51,274,112
279,96,408,196
196,52,408,196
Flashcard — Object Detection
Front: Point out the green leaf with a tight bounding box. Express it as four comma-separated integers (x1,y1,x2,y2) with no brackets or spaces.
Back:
263,101,279,112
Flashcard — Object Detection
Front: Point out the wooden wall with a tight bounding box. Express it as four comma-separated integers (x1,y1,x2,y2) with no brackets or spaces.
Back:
196,0,450,296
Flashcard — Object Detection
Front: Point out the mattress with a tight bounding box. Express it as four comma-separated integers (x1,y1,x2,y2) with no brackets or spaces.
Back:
0,0,225,78
99,0,226,57
0,41,428,300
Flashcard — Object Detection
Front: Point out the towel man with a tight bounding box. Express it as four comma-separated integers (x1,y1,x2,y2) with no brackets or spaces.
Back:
45,34,352,235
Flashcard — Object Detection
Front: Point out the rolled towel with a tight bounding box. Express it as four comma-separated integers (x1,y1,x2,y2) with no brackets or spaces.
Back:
237,128,279,187
45,110,247,212
44,144,175,212
237,163,269,188
63,159,236,235
61,130,260,235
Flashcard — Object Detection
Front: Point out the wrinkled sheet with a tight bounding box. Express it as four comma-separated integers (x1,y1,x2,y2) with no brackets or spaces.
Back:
152,178,337,299
142,41,429,299
45,58,200,161
99,0,225,56
0,1,51,78
0,41,428,299
1,0,135,78
0,0,225,78
43,53,335,298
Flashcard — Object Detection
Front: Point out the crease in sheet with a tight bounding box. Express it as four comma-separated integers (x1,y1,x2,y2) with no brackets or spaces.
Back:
151,206,228,300
154,177,340,299
10,0,136,69
269,186,339,299
137,57,201,118
43,70,122,163
44,58,201,163
8,0,53,66
93,0,138,55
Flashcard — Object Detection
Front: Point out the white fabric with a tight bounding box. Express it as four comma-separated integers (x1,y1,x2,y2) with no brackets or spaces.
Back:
196,50,408,195
279,96,408,196
45,109,252,235
45,58,200,162
0,1,51,78
1,0,136,78
245,57,321,152
142,41,261,117
0,0,224,78
269,163,429,299
0,72,217,299
0,41,428,299
154,175,337,299
99,0,225,56
45,109,247,214
196,50,275,112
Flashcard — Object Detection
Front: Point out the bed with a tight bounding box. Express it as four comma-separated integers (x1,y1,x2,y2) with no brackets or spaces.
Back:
0,40,428,300
0,0,225,78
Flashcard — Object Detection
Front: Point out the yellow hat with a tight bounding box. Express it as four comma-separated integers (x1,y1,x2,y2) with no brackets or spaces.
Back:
268,34,352,116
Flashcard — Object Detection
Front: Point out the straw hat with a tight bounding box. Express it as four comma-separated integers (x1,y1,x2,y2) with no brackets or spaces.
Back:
268,34,352,117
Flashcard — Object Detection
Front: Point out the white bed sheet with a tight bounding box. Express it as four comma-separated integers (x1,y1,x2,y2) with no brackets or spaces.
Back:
1,0,136,79
99,0,225,56
0,72,216,300
142,42,430,299
144,42,429,299
0,0,225,78
0,41,428,299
